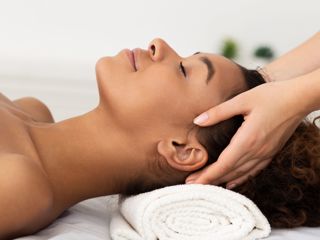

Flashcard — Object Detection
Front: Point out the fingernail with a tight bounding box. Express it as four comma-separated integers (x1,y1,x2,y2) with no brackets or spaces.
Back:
227,184,236,190
193,113,209,125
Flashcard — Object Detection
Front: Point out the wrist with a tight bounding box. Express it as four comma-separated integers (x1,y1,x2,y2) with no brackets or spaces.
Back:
257,66,273,82
291,73,320,115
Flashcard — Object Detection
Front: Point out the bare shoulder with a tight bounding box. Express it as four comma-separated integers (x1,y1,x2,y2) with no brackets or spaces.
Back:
0,153,54,239
13,96,55,123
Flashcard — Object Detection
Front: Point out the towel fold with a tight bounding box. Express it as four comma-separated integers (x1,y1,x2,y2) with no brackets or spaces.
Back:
110,184,271,240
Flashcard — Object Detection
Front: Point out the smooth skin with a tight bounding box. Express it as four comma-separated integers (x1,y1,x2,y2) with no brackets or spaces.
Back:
0,38,248,239
186,32,320,189
0,95,55,237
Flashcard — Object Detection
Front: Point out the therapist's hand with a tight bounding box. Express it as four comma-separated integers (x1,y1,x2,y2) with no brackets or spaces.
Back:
185,80,308,189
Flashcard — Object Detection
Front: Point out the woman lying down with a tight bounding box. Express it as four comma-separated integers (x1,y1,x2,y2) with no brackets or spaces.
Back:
0,38,319,239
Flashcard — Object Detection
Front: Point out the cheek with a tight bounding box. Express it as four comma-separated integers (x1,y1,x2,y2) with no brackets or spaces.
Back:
121,83,181,127
111,75,192,133
97,61,200,134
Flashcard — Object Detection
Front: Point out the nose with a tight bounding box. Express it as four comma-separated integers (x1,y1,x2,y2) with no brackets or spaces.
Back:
148,38,179,62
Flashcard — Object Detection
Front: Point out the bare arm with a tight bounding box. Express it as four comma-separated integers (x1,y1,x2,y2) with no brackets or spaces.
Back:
186,32,320,187
296,68,320,112
262,31,320,82
187,59,320,187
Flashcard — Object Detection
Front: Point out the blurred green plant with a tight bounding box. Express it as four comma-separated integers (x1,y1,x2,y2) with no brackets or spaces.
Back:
254,46,275,60
220,38,238,59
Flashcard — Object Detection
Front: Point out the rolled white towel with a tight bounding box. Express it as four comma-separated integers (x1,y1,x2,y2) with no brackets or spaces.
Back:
109,184,271,240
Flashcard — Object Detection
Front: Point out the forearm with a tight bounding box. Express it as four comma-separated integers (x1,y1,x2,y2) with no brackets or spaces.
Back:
293,68,320,114
262,32,320,82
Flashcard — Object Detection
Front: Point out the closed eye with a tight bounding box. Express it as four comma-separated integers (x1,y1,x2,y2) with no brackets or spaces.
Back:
179,61,187,78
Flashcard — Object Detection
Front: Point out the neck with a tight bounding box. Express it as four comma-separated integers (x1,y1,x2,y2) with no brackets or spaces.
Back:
29,106,146,208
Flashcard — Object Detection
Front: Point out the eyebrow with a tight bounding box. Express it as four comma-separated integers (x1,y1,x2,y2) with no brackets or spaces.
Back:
193,52,215,84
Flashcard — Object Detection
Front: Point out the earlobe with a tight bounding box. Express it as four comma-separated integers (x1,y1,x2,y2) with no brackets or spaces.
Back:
157,139,208,172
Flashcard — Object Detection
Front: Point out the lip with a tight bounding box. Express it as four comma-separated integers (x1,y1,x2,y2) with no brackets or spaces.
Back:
125,49,137,71
132,48,140,70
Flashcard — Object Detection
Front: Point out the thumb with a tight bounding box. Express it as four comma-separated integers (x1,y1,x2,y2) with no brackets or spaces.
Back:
194,95,246,126
185,165,211,184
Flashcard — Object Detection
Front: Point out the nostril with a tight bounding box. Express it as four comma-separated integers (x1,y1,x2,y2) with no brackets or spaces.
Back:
150,44,156,55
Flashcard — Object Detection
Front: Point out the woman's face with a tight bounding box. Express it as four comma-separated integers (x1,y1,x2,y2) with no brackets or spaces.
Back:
95,38,246,139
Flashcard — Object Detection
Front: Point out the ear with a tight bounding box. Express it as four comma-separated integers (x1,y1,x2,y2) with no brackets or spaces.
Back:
156,136,208,172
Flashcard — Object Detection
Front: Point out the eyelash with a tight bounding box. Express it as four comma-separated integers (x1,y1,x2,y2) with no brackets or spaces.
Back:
179,61,187,78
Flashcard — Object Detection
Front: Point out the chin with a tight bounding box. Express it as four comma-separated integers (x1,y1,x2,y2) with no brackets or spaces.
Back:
95,56,111,75
96,56,115,83
95,51,132,110
95,57,112,102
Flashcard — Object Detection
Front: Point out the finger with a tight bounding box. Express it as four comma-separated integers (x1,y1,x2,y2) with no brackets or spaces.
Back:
226,159,271,189
185,164,211,184
194,95,247,126
211,158,261,186
192,138,249,184
188,120,255,185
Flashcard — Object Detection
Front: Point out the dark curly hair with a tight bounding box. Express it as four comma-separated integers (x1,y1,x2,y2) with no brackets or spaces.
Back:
196,66,320,228
120,66,320,228
235,119,320,228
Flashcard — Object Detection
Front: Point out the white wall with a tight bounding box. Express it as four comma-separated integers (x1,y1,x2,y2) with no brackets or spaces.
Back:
0,0,319,120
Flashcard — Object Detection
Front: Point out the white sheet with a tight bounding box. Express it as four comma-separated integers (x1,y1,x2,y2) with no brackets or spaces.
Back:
15,195,320,240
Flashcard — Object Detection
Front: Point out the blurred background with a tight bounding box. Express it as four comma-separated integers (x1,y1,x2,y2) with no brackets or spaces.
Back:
0,0,319,121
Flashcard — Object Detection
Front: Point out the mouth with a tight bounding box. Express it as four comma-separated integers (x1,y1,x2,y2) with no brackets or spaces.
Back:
125,49,137,71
